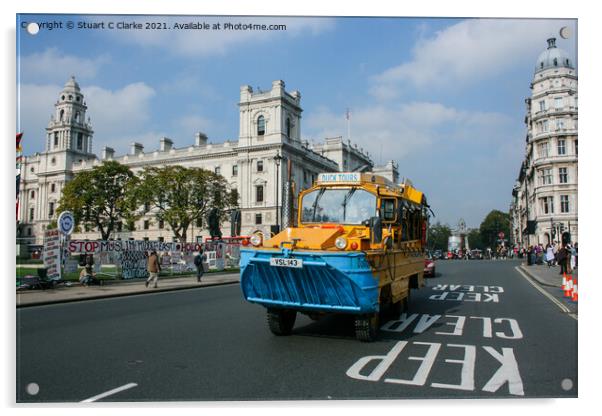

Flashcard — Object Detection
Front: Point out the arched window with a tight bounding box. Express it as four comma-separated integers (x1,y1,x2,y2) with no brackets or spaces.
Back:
51,183,56,193
257,115,265,136
286,117,291,138
59,109,64,121
75,111,80,122
553,58,558,66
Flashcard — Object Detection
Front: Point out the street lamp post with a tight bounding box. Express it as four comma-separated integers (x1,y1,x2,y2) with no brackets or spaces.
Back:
273,152,283,233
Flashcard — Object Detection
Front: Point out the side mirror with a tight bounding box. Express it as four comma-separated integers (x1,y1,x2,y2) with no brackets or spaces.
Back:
370,216,382,244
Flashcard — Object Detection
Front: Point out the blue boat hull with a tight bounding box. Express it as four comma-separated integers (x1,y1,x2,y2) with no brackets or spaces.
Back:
240,248,379,314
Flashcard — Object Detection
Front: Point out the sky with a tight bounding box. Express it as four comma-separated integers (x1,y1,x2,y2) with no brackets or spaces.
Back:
16,14,577,229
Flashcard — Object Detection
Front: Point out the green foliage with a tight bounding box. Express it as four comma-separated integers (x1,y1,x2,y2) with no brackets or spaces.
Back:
427,222,452,251
57,161,140,240
478,210,511,249
467,228,483,250
135,166,239,243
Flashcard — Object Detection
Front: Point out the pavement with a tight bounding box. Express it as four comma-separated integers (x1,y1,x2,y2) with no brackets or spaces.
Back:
518,262,578,315
16,271,241,307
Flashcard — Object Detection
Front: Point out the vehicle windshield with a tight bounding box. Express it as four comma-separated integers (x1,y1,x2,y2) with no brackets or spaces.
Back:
301,187,376,225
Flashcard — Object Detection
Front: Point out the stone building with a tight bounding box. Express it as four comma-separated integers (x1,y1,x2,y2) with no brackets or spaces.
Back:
18,78,398,246
511,38,578,247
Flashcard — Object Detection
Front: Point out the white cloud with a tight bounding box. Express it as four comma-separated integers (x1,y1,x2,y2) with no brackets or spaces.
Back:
96,16,333,57
19,48,110,84
305,102,512,163
19,82,157,156
371,19,576,98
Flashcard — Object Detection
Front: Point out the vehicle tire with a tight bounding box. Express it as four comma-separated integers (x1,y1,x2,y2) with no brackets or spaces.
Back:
354,313,379,342
267,309,297,335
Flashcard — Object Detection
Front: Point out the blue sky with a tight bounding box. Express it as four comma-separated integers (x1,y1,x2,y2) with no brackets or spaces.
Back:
16,15,577,228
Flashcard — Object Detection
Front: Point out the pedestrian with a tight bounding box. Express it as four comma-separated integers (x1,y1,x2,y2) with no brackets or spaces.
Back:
569,243,576,271
194,249,207,282
574,243,578,269
557,243,570,275
545,243,554,267
527,245,534,266
145,250,161,288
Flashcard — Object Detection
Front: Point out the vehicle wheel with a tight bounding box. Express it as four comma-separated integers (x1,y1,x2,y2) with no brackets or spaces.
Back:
354,313,379,342
267,309,297,335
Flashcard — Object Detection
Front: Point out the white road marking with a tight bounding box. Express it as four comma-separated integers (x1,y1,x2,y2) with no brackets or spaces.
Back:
80,382,138,403
514,266,576,320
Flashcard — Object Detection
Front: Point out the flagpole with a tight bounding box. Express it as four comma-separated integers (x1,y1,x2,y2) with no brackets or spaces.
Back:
346,108,351,141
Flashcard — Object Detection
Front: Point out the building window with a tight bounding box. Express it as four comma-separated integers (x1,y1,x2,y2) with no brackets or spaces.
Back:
286,117,291,138
574,140,578,155
559,167,568,184
77,133,83,150
255,213,262,225
538,142,549,158
303,170,308,183
48,202,55,218
539,100,546,112
540,168,552,185
75,111,80,122
51,183,56,193
159,220,164,229
51,157,56,165
232,165,238,176
215,166,221,175
557,139,566,155
144,220,150,230
540,196,554,215
158,237,164,242
54,132,59,147
560,195,570,213
27,228,32,236
256,185,264,203
556,119,565,131
143,237,149,242
30,167,34,173
555,97,563,109
30,190,35,199
542,120,549,132
196,217,203,228
117,222,123,232
59,110,64,121
257,115,265,136
257,160,264,172
29,208,34,221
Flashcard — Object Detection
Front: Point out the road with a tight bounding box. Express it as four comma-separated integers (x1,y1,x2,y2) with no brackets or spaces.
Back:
16,259,577,402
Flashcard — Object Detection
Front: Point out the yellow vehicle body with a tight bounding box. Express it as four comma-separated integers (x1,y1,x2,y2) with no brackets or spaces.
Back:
240,172,429,341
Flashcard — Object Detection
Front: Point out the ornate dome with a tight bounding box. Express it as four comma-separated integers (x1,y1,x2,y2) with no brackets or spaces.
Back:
535,38,574,74
63,76,81,92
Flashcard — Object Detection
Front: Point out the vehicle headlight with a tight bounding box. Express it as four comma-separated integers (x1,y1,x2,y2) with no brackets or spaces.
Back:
250,234,262,247
335,237,347,250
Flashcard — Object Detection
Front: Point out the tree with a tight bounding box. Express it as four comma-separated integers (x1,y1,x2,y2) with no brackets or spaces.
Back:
479,210,511,249
467,228,483,250
57,160,140,240
135,166,238,243
427,222,452,251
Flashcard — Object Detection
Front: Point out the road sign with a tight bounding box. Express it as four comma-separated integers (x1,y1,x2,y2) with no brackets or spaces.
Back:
58,211,75,236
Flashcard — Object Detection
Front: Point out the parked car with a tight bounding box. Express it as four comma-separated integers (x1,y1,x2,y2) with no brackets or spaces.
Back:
470,249,483,259
424,256,436,277
433,250,443,260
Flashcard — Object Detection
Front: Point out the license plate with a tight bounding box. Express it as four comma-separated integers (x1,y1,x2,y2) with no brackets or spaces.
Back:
270,258,303,268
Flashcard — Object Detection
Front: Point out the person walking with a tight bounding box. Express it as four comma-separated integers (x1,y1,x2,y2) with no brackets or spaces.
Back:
145,250,161,288
545,243,555,267
557,243,570,276
194,249,206,283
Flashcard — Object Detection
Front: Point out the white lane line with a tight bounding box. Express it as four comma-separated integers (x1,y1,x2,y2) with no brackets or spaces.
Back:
515,266,576,320
80,382,138,403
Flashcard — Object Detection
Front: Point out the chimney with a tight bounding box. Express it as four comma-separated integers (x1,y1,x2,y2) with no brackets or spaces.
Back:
160,137,173,152
195,132,208,146
102,146,114,160
130,142,144,155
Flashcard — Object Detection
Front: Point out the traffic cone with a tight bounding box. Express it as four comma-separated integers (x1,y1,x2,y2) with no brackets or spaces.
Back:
571,276,578,302
563,273,572,297
567,275,574,298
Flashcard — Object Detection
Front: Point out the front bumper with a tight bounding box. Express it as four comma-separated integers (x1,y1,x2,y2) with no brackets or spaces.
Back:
240,248,379,314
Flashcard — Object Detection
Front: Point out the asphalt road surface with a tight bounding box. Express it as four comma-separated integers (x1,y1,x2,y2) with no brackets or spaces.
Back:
16,259,577,402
